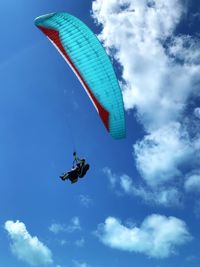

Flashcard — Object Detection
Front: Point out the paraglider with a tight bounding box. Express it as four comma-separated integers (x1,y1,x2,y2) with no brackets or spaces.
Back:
60,152,90,184
34,12,125,139
34,12,126,183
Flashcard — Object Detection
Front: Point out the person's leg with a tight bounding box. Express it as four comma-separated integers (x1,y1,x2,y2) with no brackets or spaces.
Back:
78,164,90,178
69,171,78,183
60,169,75,181
60,172,69,180
70,178,78,183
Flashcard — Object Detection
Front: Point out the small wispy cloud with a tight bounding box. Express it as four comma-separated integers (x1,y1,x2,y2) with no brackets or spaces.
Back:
73,260,91,267
95,214,192,258
120,174,182,207
75,237,85,247
4,220,53,266
78,195,93,208
103,167,182,207
49,217,81,234
60,239,68,246
194,199,200,218
185,254,199,262
103,167,118,187
70,217,81,232
49,224,66,234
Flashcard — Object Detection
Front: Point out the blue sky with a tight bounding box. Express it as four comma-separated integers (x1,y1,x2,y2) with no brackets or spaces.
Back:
0,0,200,267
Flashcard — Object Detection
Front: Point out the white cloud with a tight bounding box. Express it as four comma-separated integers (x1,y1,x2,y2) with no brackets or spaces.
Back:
92,0,200,197
120,174,133,193
4,220,53,266
194,107,200,119
168,35,200,65
49,217,81,234
70,217,81,232
92,0,199,128
184,172,200,193
134,122,192,187
96,214,192,258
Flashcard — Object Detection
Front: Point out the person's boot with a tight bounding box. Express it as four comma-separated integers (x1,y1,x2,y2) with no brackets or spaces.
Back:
60,175,65,181
71,178,78,184
60,173,69,181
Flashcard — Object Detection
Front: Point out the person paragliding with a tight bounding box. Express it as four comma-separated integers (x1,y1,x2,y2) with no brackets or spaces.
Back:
35,12,126,185
60,152,90,184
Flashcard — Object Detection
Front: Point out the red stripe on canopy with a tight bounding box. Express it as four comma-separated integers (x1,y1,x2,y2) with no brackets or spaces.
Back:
38,26,110,132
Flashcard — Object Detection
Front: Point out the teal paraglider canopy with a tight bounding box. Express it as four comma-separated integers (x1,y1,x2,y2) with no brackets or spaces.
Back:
35,12,125,139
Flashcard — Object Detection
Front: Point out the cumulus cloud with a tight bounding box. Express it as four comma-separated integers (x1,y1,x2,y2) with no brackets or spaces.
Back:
184,172,200,193
92,0,199,127
92,0,200,198
49,217,81,234
4,220,53,266
134,122,192,187
95,214,192,258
